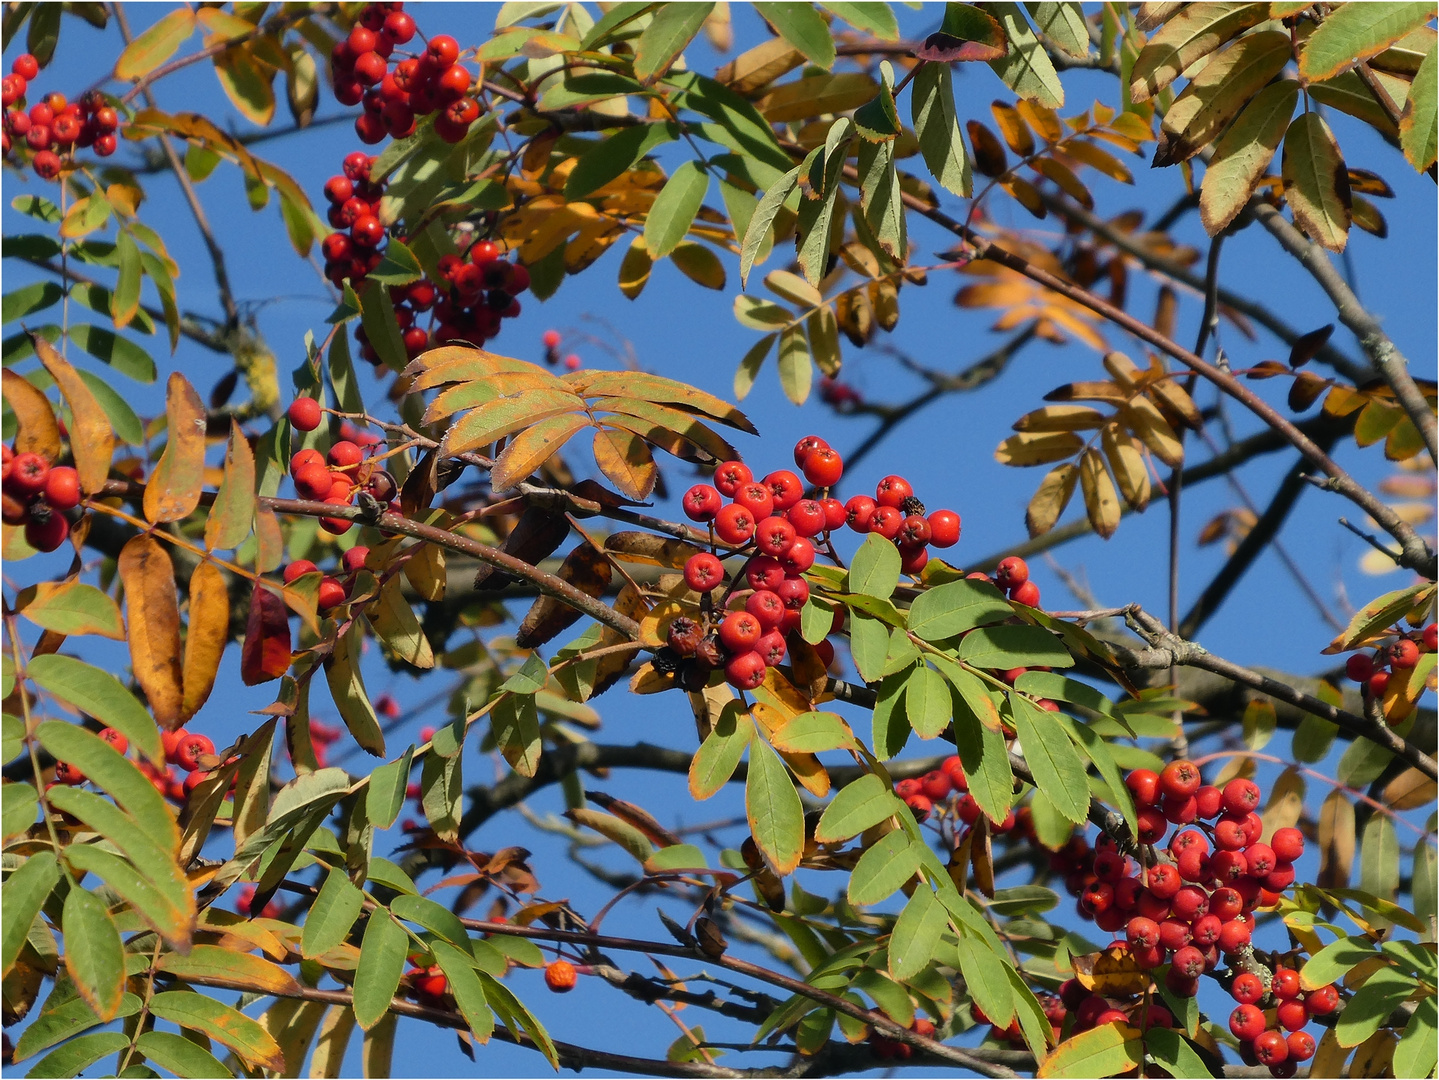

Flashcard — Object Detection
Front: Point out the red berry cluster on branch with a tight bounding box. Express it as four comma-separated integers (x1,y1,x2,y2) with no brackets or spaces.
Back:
1343,623,1436,701
2,446,81,551
2,54,120,179
331,5,482,147
666,437,964,692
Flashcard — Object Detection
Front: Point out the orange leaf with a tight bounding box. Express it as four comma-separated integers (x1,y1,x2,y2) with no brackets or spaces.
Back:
490,413,590,493
592,426,658,501
1,370,61,461
1072,946,1153,996
144,372,207,524
33,335,113,495
180,560,230,722
117,535,185,728
241,580,291,686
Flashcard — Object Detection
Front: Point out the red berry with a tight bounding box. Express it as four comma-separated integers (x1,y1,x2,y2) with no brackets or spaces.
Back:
25,512,68,552
869,505,902,540
542,329,561,349
1229,1004,1266,1041
1222,778,1262,815
1367,670,1391,697
874,475,912,508
927,509,961,548
1345,652,1374,682
897,514,931,548
342,546,371,574
844,495,877,532
1125,916,1159,949
719,610,762,651
43,466,80,511
426,34,460,68
802,448,843,488
288,396,323,431
904,793,932,821
7,452,50,496
1160,760,1202,799
1304,984,1338,1015
819,497,848,532
714,503,755,546
761,470,804,512
792,435,828,469
1391,638,1420,669
755,629,786,667
98,728,128,755
1218,917,1252,952
725,650,766,690
1253,1030,1288,1065
733,482,774,520
1195,784,1224,819
12,53,39,80
174,732,215,773
1009,580,1041,607
919,770,951,800
683,484,723,522
683,552,725,593
1276,999,1308,1032
54,760,86,785
544,959,577,992
318,576,348,610
786,499,826,537
1424,623,1437,651
1286,1031,1315,1062
745,556,785,592
753,516,796,557
1270,827,1304,863
995,556,1029,589
1125,769,1160,807
1271,967,1301,1000
1244,842,1277,877
328,441,364,469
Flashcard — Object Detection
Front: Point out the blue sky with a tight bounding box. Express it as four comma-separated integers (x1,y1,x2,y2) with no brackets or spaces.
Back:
4,4,1435,1076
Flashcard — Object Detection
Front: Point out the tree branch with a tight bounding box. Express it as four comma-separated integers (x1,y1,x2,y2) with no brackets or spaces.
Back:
1248,202,1437,465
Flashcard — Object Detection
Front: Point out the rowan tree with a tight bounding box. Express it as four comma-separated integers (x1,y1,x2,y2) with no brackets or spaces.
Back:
1,3,1436,1078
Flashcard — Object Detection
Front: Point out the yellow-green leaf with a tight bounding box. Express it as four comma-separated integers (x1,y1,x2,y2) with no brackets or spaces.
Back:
1199,79,1299,235
114,9,196,81
1282,110,1352,252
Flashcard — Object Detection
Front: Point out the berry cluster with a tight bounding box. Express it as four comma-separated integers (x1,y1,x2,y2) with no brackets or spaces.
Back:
867,1016,936,1059
895,754,1023,829
663,436,963,692
318,152,531,359
2,54,120,179
331,6,483,147
1038,762,1334,1076
1343,622,1436,700
541,329,582,371
2,446,81,552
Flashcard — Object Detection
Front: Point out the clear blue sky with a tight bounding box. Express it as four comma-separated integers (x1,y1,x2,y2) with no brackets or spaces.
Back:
4,4,1435,1076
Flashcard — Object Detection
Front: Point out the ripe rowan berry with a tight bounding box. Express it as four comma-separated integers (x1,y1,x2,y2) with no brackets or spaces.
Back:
98,727,128,755
426,34,460,68
896,514,931,548
1253,1030,1288,1065
294,464,335,500
1367,670,1391,697
762,470,803,511
719,610,762,652
683,484,722,522
1286,1031,1315,1062
792,435,828,468
1229,1004,1266,1041
1218,917,1252,952
13,53,39,80
745,556,785,592
541,960,575,995
753,516,796,557
818,497,847,532
1305,984,1339,1015
755,630,786,667
733,482,774,520
713,503,755,546
1164,793,1198,825
1270,827,1304,863
318,576,348,610
786,499,826,537
684,552,725,593
320,496,354,534
1424,623,1438,651
844,495,877,532
1171,884,1209,921
174,732,215,772
1275,998,1307,1032
801,448,843,488
6,452,50,496
54,760,86,785
43,466,80,511
1009,580,1041,607
1345,652,1375,682
1391,638,1420,669
745,589,785,631
781,537,816,574
25,511,68,552
724,650,765,690
1147,862,1181,899
994,556,1029,590
869,505,902,539
874,475,912,508
904,793,932,821
288,396,322,431
919,770,951,800
1125,768,1160,807
1195,784,1224,819
1271,967,1301,1000
1126,916,1159,949
921,509,958,548
1244,842,1277,877
1160,760,1202,799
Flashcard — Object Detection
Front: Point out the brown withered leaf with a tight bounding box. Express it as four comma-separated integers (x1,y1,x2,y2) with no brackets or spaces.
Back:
1350,194,1387,238
592,426,658,501
1026,462,1079,537
514,543,613,649
1154,285,1178,341
144,372,207,524
2,369,61,461
1045,380,1129,405
1288,371,1330,412
180,560,229,722
34,334,113,494
1316,788,1355,891
628,661,676,695
716,36,805,93
1381,768,1436,811
400,448,439,517
1001,175,1047,218
1079,449,1121,539
970,817,994,898
836,287,874,347
117,535,185,728
695,917,728,958
474,506,570,591
1246,360,1291,380
586,791,684,847
1073,946,1154,996
870,279,900,332
241,579,292,686
604,531,706,569
1289,324,1335,368
966,120,1009,177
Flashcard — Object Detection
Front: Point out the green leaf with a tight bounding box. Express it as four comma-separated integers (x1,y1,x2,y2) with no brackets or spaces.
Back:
12,993,141,1062
353,912,408,1031
358,278,407,373
491,692,541,778
1358,813,1400,913
565,122,680,199
850,611,893,686
1300,1,1436,81
61,842,192,953
646,161,710,259
27,654,162,765
1013,670,1114,716
776,323,812,405
848,829,921,905
889,885,946,981
1394,994,1438,1080
368,238,424,287
1282,111,1352,252
478,970,559,1068
111,231,143,329
911,62,972,197
1009,696,1089,824
1414,840,1437,932
739,165,800,286
61,882,125,1021
1063,718,1137,838
958,624,1073,668
771,710,852,753
1128,1,1270,102
3,781,37,839
326,623,384,757
24,1031,128,1078
1400,39,1438,172
795,122,850,284
432,940,495,1042
756,2,836,68
366,746,414,830
904,665,951,739
953,696,1014,824
35,721,178,847
634,2,714,83
2,851,59,976
1199,79,1299,234
147,991,285,1072
1025,2,1089,57
134,1031,234,1079
391,893,472,953
2,281,63,324
907,579,1011,640
77,368,145,445
368,575,435,669
981,1,1064,106
747,732,805,874
1301,935,1376,988
689,701,752,799
420,745,463,841
849,534,902,600
1039,1020,1141,1077
815,773,904,842
1335,965,1418,1048
67,323,157,382
958,931,1014,1026
302,867,365,960
18,582,125,640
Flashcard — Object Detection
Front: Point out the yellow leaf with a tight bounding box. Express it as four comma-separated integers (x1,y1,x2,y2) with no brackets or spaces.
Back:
115,9,197,81
490,413,590,493
592,426,658,500
33,335,113,495
1101,425,1151,511
1026,462,1079,537
180,561,229,722
995,431,1084,466
1079,448,1121,539
118,535,185,729
1,370,61,461
1072,946,1154,996
144,372,208,524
